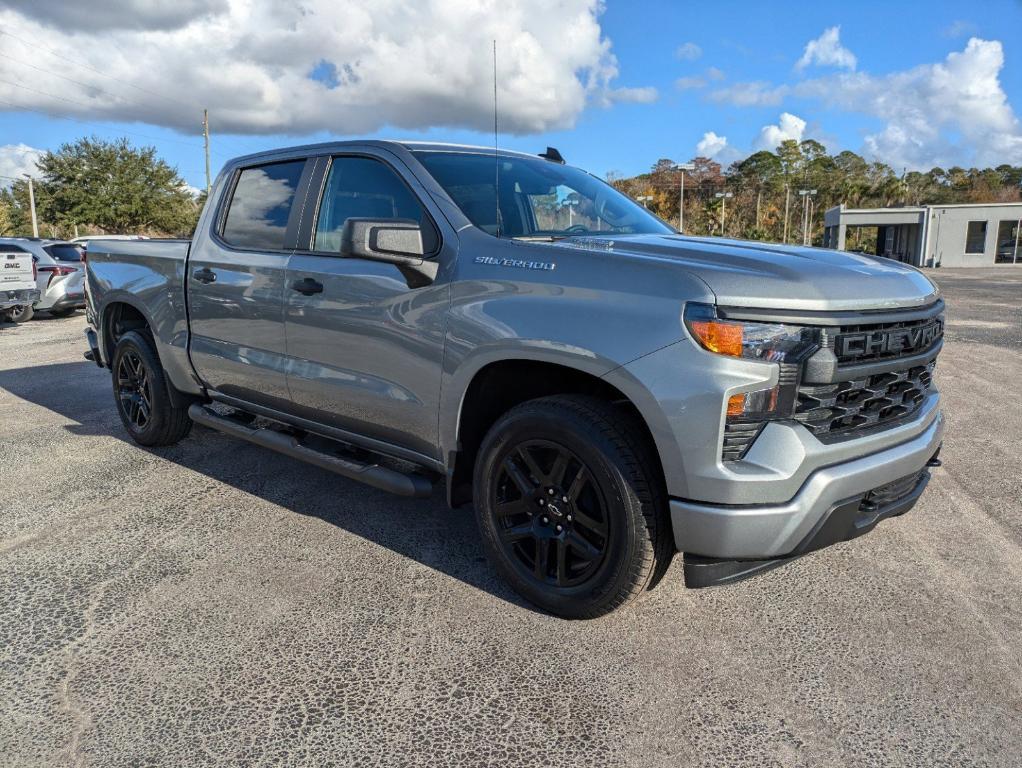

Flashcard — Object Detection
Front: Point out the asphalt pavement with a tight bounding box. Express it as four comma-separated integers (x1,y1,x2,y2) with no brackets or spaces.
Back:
1,267,1020,767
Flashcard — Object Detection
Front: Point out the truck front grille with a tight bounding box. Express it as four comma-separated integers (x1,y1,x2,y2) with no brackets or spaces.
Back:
793,360,935,439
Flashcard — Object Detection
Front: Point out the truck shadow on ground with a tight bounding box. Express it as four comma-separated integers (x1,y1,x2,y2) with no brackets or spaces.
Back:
0,360,535,613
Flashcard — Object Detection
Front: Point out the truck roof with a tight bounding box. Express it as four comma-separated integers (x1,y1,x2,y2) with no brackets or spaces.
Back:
225,139,547,167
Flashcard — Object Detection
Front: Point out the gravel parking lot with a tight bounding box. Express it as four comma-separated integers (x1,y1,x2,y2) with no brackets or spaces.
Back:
2,268,1020,767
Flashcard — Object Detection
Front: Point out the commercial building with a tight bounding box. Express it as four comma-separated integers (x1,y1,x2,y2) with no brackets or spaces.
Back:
822,202,1022,268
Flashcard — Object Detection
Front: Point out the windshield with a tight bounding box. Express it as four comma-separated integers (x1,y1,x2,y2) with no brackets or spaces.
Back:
414,151,673,239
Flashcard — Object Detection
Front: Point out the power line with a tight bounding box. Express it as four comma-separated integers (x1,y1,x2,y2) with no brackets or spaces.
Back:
0,29,265,157
0,80,206,149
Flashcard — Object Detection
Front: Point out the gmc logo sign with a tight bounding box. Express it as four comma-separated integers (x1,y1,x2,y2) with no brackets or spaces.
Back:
3,262,20,268
836,319,943,358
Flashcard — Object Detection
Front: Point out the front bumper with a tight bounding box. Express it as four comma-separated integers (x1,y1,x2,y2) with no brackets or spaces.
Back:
1,288,41,309
670,409,944,566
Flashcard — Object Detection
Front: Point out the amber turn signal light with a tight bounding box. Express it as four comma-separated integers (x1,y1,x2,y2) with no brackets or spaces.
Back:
687,320,743,357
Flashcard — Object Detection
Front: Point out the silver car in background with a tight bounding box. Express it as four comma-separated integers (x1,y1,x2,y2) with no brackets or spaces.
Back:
0,238,86,321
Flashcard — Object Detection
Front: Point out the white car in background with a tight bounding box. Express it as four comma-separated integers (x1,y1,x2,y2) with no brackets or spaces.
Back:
0,238,86,321
1,245,41,323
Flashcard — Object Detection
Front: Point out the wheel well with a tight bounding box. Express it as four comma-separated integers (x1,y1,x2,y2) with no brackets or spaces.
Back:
448,360,663,507
103,302,151,358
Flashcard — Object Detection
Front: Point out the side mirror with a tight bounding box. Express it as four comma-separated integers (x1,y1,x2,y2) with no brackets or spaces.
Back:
339,218,437,287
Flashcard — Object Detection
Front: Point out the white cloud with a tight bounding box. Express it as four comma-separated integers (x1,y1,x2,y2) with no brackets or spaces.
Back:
708,81,789,107
753,112,807,151
797,38,1022,168
705,66,725,82
943,20,977,38
675,42,702,61
696,131,728,158
0,143,44,186
0,1,654,136
5,0,228,31
675,76,706,91
796,26,857,71
605,86,659,105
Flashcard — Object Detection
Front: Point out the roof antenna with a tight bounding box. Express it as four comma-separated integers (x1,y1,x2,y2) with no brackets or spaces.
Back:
493,39,501,238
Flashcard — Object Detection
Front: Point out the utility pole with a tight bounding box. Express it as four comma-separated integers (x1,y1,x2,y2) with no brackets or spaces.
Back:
714,191,733,237
674,162,695,233
798,189,817,245
782,185,791,243
203,108,211,195
23,174,38,238
1013,217,1021,265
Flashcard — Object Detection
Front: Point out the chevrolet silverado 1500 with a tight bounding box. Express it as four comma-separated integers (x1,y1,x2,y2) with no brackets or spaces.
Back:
85,141,944,617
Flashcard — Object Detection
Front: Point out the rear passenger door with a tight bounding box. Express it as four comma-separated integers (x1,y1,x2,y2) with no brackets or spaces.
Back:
282,152,452,462
188,158,311,409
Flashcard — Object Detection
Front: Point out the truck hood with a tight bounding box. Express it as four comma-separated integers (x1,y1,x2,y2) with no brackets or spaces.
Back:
555,234,939,312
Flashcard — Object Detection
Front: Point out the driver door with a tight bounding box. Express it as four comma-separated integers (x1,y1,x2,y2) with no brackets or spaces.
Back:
283,153,451,461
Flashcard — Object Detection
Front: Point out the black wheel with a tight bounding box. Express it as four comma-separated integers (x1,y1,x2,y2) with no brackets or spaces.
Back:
48,307,77,318
474,395,672,619
6,305,34,323
111,330,192,446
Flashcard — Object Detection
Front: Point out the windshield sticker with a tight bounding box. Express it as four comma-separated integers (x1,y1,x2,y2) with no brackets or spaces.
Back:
559,238,615,251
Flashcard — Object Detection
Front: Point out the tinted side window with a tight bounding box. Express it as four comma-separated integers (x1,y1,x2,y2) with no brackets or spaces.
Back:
222,160,306,250
313,157,437,253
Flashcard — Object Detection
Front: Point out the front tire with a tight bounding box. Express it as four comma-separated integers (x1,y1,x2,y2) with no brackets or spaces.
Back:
473,395,671,619
111,330,192,446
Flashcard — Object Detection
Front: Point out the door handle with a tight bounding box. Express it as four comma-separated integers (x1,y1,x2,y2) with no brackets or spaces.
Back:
291,277,324,296
192,267,217,284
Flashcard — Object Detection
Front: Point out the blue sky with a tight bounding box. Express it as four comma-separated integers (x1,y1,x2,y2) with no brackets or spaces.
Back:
1,0,1020,191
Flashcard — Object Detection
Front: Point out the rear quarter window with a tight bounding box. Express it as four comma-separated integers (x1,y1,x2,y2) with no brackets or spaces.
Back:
221,160,306,250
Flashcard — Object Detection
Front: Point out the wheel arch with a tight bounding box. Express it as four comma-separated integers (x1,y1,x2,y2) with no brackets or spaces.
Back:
445,356,668,510
100,297,200,409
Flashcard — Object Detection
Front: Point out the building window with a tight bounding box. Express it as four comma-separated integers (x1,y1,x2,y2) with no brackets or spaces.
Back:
964,221,987,254
995,220,1020,264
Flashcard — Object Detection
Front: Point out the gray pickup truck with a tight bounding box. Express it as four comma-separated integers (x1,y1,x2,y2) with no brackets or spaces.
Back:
85,141,944,617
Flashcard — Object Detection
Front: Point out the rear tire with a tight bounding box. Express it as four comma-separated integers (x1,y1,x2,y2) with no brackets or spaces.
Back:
111,330,192,446
7,305,34,323
473,395,672,619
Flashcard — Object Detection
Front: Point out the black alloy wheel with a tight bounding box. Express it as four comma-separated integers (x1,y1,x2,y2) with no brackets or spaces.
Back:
116,349,153,431
473,395,672,619
110,330,192,446
492,440,609,588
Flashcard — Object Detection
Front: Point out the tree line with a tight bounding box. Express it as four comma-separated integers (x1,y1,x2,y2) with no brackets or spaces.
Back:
0,137,202,239
3,135,1020,248
609,139,1022,250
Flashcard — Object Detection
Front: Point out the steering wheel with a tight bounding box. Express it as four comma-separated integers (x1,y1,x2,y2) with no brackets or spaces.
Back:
564,224,588,234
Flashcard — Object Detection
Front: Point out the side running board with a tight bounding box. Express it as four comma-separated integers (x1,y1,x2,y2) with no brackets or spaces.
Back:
187,404,435,498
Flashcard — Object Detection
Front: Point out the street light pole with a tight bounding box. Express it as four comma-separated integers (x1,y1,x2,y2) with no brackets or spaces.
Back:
23,174,38,238
674,162,695,233
714,191,733,236
798,189,817,245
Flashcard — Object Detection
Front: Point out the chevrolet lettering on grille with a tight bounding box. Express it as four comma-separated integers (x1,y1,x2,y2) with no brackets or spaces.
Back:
835,319,943,359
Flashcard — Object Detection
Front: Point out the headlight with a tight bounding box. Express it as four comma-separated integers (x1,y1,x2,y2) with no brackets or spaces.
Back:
683,303,815,362
684,304,821,459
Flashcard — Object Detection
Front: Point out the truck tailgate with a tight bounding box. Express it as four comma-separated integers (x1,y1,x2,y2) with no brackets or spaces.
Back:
1,250,35,291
